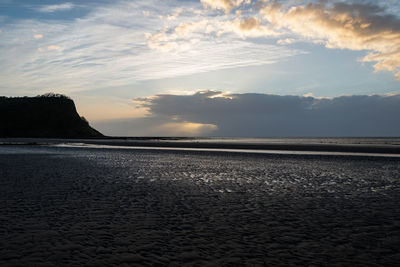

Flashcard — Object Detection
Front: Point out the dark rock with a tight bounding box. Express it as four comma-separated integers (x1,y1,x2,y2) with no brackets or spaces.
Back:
0,94,103,138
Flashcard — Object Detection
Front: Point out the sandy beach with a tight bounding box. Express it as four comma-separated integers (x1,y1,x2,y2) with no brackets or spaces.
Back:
1,144,400,266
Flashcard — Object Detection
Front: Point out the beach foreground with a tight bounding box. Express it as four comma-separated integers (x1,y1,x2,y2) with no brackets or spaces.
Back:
1,145,399,266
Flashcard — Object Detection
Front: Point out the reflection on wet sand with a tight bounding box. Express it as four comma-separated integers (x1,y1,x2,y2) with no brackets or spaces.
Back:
0,145,399,265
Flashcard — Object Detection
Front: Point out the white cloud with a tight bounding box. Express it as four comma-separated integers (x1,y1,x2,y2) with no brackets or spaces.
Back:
277,38,295,45
33,33,43,39
151,0,400,81
36,2,75,13
260,1,400,79
47,45,61,50
166,7,183,21
146,14,281,52
219,17,281,38
0,0,301,95
174,20,209,38
200,0,250,13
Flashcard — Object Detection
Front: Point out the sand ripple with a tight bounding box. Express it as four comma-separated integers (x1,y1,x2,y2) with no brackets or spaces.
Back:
0,146,399,266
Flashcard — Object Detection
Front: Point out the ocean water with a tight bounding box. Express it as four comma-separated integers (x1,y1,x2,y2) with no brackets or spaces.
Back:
2,136,400,146
0,145,400,265
171,136,400,145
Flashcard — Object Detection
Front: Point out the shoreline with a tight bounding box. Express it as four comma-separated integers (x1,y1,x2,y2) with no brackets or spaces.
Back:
1,137,400,154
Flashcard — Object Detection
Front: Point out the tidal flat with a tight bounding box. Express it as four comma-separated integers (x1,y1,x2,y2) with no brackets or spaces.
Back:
0,145,399,266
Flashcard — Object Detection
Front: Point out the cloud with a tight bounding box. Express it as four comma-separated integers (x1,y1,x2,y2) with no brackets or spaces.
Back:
221,17,281,38
277,38,295,45
174,20,209,38
0,0,302,94
146,15,282,52
93,117,218,137
102,90,400,137
260,1,400,79
47,45,61,51
36,2,75,13
3,0,398,101
200,0,250,14
33,34,43,39
166,7,183,20
149,9,284,47
152,0,400,80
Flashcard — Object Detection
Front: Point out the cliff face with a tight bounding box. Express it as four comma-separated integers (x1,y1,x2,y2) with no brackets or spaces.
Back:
0,95,103,138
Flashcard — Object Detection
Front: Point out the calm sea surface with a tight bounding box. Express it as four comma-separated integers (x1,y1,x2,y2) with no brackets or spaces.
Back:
174,136,400,145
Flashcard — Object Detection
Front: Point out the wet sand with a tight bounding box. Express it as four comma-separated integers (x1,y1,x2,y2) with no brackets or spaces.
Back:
0,145,400,266
1,137,400,154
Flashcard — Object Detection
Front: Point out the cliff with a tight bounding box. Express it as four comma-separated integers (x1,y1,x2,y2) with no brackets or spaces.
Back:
0,94,103,138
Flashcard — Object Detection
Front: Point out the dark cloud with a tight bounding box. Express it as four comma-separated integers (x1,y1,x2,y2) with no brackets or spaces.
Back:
94,90,400,137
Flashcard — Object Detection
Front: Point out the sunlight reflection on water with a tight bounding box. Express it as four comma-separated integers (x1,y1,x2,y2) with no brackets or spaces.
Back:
53,143,400,158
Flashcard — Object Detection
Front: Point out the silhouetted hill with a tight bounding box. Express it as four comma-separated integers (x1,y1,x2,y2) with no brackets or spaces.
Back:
0,94,103,138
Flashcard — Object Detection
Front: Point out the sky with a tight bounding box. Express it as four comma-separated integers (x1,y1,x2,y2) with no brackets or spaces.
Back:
0,0,400,136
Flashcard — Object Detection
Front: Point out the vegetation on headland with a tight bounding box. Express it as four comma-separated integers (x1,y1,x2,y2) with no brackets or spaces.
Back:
0,93,103,138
